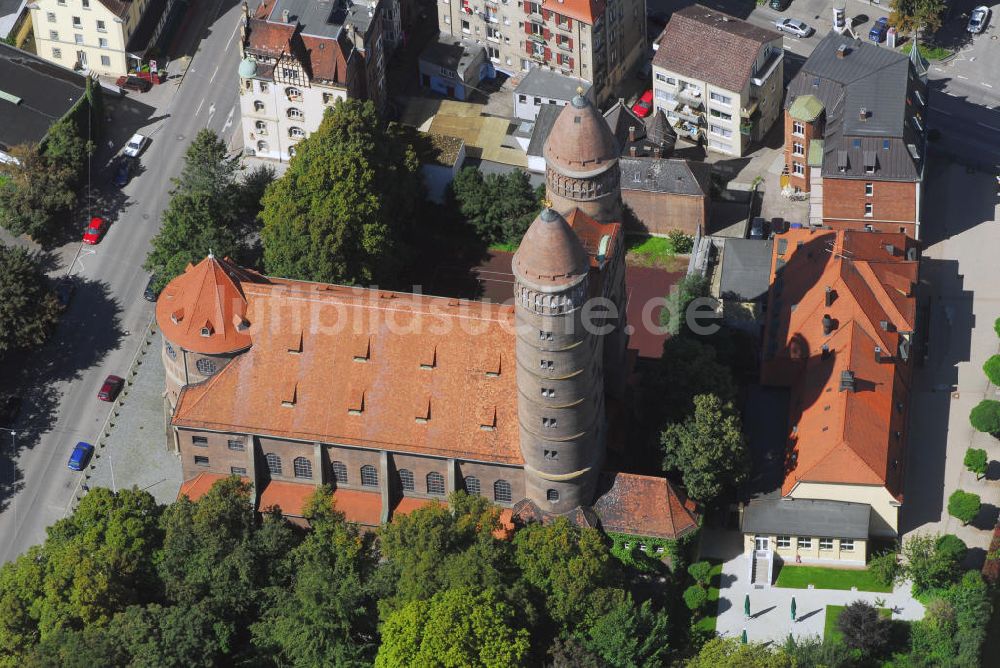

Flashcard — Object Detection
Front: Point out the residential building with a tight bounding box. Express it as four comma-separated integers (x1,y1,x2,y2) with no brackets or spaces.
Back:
0,42,89,164
239,0,388,162
30,0,182,76
418,34,492,100
438,0,646,103
783,33,928,239
651,5,783,157
744,227,918,573
160,93,697,543
513,67,591,121
417,132,466,202
0,0,29,43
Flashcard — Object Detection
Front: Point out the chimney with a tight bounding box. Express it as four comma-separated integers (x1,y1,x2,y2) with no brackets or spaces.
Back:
859,107,868,121
825,286,834,307
839,370,856,392
653,147,661,159
836,44,848,59
821,344,830,360
822,314,834,336
875,346,883,362
628,125,636,143
885,243,895,256
880,319,889,331
629,146,637,157
281,8,290,22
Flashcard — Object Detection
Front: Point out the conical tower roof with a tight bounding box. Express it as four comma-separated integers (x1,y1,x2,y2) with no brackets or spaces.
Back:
544,90,619,177
155,255,267,354
646,109,677,153
512,208,590,289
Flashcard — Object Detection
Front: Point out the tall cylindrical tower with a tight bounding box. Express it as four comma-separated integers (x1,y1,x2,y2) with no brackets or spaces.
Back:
513,208,606,514
544,90,621,224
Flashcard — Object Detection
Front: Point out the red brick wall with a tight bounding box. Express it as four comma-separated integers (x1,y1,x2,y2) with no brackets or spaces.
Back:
784,111,816,193
822,178,917,237
257,437,319,484
621,190,707,236
325,444,382,490
179,429,255,482
457,461,525,507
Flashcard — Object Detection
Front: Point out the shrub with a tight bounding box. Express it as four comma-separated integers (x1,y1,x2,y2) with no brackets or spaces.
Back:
867,551,900,588
667,229,694,254
970,400,1000,435
985,355,1000,386
982,524,1000,586
995,316,1000,339
936,534,968,563
683,584,708,613
963,448,989,480
948,490,981,525
837,601,891,658
687,561,713,587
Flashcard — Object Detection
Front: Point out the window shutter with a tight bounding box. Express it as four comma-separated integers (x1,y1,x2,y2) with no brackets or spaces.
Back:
566,17,572,29
555,53,562,66
523,1,530,14
542,8,550,20
543,27,551,40
544,47,552,61
525,41,533,54
567,56,574,68
567,37,573,50
525,22,531,35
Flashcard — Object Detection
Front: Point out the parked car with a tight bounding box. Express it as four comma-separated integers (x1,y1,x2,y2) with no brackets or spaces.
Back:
750,217,768,239
113,157,133,187
98,375,124,402
123,133,148,158
968,6,990,34
54,277,75,309
143,274,159,302
869,17,889,43
631,89,654,118
774,18,814,37
82,216,108,245
769,0,791,11
67,441,94,471
115,75,152,93
0,394,21,426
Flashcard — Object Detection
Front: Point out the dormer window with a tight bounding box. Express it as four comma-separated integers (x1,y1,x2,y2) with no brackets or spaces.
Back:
415,396,431,424
170,308,184,324
285,86,302,101
478,405,497,431
200,324,214,337
420,344,437,369
352,334,371,362
281,381,297,407
347,388,365,415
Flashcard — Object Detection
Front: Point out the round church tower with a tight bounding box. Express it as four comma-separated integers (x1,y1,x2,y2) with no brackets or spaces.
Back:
544,90,621,224
512,208,606,514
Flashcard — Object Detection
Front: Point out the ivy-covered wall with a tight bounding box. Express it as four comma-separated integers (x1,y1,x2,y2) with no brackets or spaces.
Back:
608,529,700,573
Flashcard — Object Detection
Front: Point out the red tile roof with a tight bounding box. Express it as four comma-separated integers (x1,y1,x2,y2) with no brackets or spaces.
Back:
392,496,446,519
172,279,521,464
762,229,916,498
301,35,350,83
541,0,606,25
246,18,298,58
177,473,246,501
592,471,699,539
257,480,384,526
564,208,622,270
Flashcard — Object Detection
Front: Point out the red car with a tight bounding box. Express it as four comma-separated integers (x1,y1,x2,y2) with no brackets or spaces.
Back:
82,216,107,244
98,375,124,402
631,89,654,118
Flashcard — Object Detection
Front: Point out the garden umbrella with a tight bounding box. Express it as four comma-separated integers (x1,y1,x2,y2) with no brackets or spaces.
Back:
791,596,797,621
744,593,750,618
741,629,748,644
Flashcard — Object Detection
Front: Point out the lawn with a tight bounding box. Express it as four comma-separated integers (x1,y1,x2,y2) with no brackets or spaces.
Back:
775,564,893,593
692,560,724,634
625,235,676,268
824,604,891,643
901,42,953,62
488,241,519,253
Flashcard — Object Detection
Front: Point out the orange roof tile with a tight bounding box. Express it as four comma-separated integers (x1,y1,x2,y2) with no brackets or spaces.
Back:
156,256,266,355
257,481,384,526
177,473,245,502
172,279,522,464
592,471,699,539
392,496,446,519
564,208,623,270
541,0,606,25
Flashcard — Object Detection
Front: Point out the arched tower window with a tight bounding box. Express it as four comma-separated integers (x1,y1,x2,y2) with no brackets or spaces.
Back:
293,457,312,479
265,453,282,476
546,489,560,502
360,465,378,487
398,469,414,491
426,472,445,496
494,479,512,503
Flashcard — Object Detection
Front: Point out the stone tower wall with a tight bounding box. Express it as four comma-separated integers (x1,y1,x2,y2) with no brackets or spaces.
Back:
545,162,622,224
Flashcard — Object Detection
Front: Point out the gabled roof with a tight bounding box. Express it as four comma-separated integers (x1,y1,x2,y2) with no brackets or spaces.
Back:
652,5,780,93
541,0,605,25
592,471,699,539
515,68,590,100
619,157,710,196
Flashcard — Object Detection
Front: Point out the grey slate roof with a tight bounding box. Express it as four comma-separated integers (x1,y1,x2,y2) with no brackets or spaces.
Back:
719,238,773,302
515,68,590,102
267,0,374,40
420,35,485,74
619,158,710,197
526,103,562,157
742,498,872,540
786,32,927,182
0,43,86,153
604,99,647,147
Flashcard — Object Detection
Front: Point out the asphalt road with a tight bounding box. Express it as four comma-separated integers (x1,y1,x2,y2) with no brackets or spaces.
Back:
0,0,244,564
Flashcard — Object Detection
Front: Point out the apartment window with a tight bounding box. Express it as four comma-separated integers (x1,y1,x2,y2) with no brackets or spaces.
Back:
287,107,304,120
792,120,805,136
797,537,812,549
819,538,834,551
57,0,65,4
360,464,378,487
259,81,269,93
192,435,208,447
227,439,245,451
494,479,512,503
865,202,873,217
524,0,540,13
231,466,247,476
776,535,791,548
655,73,675,85
539,330,553,341
710,91,731,105
486,45,499,61
281,67,296,79
546,489,559,502
322,92,336,104
543,449,558,460
541,388,555,398
539,359,554,370
285,86,301,100
710,108,732,121
82,0,90,7
195,358,217,375
710,124,733,138
426,472,446,496
293,457,312,479
253,101,265,113
486,25,500,41
542,417,557,428
100,55,110,67
96,19,106,31
791,162,804,176
98,38,108,48
443,14,449,24
194,455,210,466
255,120,267,134
52,48,62,59
74,34,83,44
840,539,855,552
464,475,481,496
461,19,470,33
49,30,59,40
265,453,282,475
256,140,269,152
792,142,805,156
72,16,81,27
710,139,733,153
331,461,348,484
46,12,56,23
865,182,874,196
288,126,305,139
557,34,571,50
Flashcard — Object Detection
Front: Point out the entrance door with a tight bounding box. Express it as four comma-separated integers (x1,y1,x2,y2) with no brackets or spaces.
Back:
754,536,769,552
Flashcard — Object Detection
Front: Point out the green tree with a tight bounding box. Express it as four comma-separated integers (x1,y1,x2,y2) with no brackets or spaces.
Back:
970,399,1000,435
994,316,1000,339
947,490,981,525
683,584,708,613
22,626,126,668
984,355,1000,387
0,244,61,359
890,0,948,34
781,635,857,667
105,602,224,667
910,597,959,666
687,637,794,668
837,600,891,658
902,533,965,595
949,571,991,666
43,117,93,183
661,393,748,502
547,637,607,668
963,448,989,480
667,229,694,254
450,166,543,246
260,99,421,285
687,560,713,587
0,143,78,243
868,550,900,588
660,273,712,336
645,335,737,426
579,597,671,668
251,486,378,666
375,587,530,668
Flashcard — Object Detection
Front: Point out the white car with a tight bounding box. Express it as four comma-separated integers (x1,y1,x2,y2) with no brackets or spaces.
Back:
123,133,148,158
968,6,990,34
774,18,814,38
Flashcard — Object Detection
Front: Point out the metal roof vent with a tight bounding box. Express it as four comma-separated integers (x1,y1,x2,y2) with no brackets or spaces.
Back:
859,107,868,121
836,44,849,59
839,370,856,392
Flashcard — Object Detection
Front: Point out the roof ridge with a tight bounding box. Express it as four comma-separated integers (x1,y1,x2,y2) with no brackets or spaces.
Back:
853,260,909,330
838,262,893,350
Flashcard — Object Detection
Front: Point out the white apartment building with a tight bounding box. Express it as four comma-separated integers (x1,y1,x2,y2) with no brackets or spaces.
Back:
650,5,783,157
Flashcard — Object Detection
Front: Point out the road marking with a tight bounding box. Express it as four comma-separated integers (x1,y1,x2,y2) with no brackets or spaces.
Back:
946,91,957,96
957,74,969,79
977,122,1000,132
72,248,95,274
195,97,205,115
222,105,235,133
228,18,241,45
933,67,944,72
983,82,994,88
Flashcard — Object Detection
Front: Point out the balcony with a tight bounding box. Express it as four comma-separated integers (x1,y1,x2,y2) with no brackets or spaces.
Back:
741,97,759,119
677,87,704,109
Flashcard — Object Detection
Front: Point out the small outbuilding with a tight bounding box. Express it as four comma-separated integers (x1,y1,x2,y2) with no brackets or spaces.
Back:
418,35,493,101
512,68,592,122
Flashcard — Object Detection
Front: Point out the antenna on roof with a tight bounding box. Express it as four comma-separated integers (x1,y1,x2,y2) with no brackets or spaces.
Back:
208,248,215,259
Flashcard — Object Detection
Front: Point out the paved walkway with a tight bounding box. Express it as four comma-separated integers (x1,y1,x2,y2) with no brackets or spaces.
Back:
714,549,925,644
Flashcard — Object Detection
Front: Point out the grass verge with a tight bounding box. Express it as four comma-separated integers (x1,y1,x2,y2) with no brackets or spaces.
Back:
775,564,893,593
625,235,676,268
824,604,891,642
901,42,953,61
692,561,724,634
488,241,518,253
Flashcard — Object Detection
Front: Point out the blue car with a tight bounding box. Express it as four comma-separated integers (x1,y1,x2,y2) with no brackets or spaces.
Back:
113,158,132,187
869,17,889,43
68,442,94,471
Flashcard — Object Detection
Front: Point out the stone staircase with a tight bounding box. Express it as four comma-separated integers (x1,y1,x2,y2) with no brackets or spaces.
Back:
750,550,772,588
